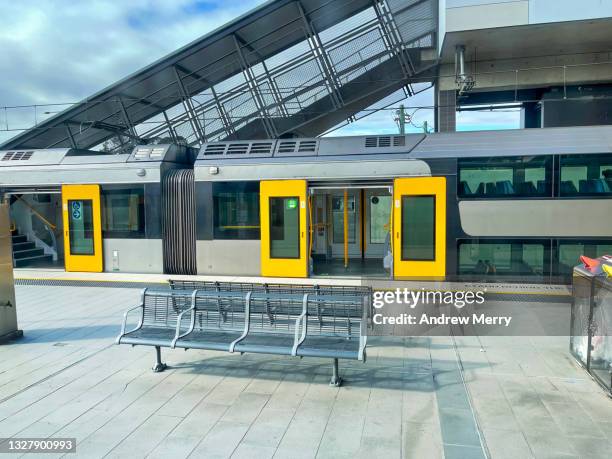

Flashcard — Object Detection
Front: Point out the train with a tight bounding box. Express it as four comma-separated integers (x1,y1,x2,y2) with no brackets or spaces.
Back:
1,124,610,283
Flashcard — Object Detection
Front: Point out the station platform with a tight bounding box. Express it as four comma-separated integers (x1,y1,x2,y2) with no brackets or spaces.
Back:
0,283,609,458
13,268,571,300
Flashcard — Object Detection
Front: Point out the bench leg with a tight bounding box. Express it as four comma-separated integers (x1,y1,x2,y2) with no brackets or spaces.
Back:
152,346,167,372
330,358,342,387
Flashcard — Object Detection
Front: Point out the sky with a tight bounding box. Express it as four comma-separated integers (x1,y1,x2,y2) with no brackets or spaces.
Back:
0,0,518,145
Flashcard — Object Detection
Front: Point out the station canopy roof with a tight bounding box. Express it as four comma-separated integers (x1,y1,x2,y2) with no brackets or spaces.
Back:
1,0,437,152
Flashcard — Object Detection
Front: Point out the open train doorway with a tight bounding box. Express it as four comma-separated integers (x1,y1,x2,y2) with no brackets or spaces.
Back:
309,185,392,278
3,189,64,269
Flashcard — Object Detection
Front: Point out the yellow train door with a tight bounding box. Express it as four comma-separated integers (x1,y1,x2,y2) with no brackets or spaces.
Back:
62,184,103,272
393,177,446,279
260,180,308,278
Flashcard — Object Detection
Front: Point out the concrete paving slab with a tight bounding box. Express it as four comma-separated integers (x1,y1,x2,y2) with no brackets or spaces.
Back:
0,285,608,459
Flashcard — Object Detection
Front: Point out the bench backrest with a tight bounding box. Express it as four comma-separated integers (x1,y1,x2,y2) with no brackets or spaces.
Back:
169,280,372,318
145,284,370,340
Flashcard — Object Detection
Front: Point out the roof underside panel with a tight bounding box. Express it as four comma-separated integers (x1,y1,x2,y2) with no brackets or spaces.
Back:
1,0,437,152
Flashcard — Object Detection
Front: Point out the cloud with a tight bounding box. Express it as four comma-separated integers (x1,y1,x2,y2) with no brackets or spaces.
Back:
0,0,264,143
0,1,519,145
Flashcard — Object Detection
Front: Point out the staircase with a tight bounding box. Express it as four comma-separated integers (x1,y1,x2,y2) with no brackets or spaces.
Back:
11,230,54,268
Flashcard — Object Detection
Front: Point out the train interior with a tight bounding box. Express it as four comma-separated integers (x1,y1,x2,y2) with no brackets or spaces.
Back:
7,192,64,269
309,186,392,278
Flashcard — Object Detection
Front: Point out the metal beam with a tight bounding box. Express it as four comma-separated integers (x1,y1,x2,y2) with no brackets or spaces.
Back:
175,64,236,138
232,34,277,138
209,85,236,136
161,110,178,143
295,0,344,109
64,124,78,149
173,66,207,143
235,33,289,118
372,0,416,87
117,96,138,138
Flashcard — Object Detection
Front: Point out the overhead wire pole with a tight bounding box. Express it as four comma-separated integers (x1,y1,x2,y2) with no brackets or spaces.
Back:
173,66,207,143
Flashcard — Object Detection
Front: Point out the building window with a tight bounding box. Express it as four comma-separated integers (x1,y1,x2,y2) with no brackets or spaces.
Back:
556,240,612,277
458,239,548,279
213,182,260,239
458,156,552,198
101,186,145,238
559,154,612,196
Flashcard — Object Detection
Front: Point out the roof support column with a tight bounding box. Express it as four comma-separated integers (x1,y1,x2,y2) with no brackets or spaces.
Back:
296,1,344,109
173,66,207,143
232,34,277,138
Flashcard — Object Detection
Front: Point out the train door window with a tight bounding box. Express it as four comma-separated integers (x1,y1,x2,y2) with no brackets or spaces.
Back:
269,197,300,259
369,195,391,244
68,200,94,255
401,196,435,261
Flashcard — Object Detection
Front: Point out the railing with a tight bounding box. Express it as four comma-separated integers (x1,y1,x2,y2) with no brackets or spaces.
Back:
15,196,58,261
15,196,56,230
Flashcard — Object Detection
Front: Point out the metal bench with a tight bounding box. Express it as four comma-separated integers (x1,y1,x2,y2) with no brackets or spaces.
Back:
116,284,370,386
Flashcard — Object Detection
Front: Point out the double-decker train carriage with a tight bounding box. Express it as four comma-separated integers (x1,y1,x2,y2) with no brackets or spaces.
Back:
1,125,611,283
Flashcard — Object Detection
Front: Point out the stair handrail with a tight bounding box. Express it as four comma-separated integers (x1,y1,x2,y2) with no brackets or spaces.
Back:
15,195,57,230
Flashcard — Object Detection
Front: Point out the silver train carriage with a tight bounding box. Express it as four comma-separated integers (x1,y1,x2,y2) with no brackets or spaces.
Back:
1,125,611,283
0,144,195,274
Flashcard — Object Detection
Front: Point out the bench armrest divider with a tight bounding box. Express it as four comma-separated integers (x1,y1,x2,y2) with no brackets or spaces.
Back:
229,291,252,353
171,289,200,348
292,293,309,356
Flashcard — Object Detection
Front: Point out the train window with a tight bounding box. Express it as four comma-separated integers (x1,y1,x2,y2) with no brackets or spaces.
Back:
101,186,145,238
458,156,552,198
401,196,435,261
458,240,548,279
213,182,260,239
556,240,612,278
559,154,612,196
